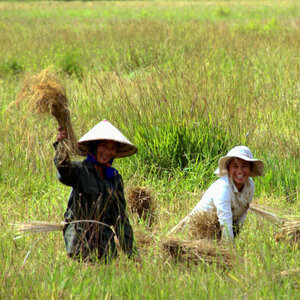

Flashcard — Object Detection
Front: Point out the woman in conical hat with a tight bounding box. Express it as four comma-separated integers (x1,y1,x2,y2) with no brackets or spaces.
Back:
170,146,264,241
54,120,138,262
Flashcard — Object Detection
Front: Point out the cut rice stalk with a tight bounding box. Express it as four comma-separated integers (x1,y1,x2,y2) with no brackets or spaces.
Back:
167,211,221,240
11,220,113,240
249,203,284,225
161,237,232,268
189,211,221,240
127,186,155,225
250,204,299,245
282,219,300,243
11,221,66,239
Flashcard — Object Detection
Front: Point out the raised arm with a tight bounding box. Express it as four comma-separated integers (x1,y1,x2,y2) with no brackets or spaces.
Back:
53,127,78,187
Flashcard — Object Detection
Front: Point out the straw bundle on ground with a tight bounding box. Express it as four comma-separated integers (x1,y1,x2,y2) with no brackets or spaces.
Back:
132,229,157,255
134,229,155,248
189,211,221,240
161,237,232,268
282,218,300,244
127,186,155,225
14,67,79,158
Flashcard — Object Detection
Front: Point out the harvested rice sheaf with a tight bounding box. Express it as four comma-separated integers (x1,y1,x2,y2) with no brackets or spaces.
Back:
134,230,154,248
133,229,157,256
127,186,155,225
11,221,65,239
250,204,300,246
282,219,300,245
189,211,221,240
161,237,232,268
14,67,79,157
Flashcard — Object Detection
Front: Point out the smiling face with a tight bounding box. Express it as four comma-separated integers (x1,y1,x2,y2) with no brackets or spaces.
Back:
228,158,252,191
96,140,118,164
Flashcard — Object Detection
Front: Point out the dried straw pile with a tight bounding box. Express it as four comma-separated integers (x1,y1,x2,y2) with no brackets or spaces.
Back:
134,229,154,248
127,186,155,225
133,229,157,255
282,218,300,244
161,237,232,268
189,211,221,240
14,67,79,158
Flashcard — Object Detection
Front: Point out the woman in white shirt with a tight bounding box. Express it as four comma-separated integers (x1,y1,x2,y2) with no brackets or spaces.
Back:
171,146,264,241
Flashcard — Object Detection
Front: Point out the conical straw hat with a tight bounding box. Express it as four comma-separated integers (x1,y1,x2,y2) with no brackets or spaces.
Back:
78,120,137,158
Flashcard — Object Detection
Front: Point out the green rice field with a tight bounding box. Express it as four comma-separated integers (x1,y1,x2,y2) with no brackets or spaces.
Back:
0,1,299,299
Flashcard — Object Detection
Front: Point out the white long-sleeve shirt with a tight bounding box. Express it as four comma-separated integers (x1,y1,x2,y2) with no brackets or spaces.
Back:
189,175,254,239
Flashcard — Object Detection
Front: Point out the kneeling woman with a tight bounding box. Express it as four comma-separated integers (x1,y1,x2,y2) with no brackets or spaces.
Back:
172,146,264,241
55,120,138,261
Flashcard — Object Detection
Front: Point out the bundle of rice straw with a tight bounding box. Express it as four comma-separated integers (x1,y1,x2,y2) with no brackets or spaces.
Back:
11,220,113,240
13,67,80,158
11,221,65,239
167,211,221,239
133,229,157,255
134,229,154,248
282,218,300,244
249,204,284,225
127,186,155,225
161,237,232,268
189,211,221,240
250,204,300,245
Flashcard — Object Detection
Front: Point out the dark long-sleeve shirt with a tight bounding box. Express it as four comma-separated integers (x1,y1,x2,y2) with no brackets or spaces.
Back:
54,142,137,257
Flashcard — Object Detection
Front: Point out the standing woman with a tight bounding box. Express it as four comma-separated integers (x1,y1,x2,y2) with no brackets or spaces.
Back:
171,146,264,241
55,120,138,261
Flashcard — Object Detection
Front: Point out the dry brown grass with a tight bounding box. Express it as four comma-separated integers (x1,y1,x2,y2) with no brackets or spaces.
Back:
249,203,284,225
250,204,300,246
11,221,65,239
161,237,232,268
13,67,79,158
281,218,300,245
133,229,157,256
127,186,155,226
189,211,221,240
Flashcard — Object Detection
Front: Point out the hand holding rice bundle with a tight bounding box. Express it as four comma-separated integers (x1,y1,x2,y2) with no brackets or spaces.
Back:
14,68,80,159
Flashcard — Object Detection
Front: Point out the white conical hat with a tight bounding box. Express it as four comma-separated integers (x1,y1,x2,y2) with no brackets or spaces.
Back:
78,120,137,158
214,145,264,177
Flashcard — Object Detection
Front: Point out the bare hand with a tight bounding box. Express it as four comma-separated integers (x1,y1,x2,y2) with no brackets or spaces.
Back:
56,126,67,141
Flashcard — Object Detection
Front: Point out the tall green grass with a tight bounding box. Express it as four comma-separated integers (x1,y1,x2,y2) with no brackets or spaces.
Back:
1,1,299,299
